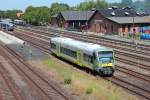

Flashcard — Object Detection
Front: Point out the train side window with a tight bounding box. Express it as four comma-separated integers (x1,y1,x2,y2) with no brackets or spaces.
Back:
60,47,77,59
51,43,56,50
83,53,93,64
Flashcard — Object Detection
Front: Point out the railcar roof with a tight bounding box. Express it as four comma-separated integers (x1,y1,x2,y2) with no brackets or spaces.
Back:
51,37,113,52
0,21,13,25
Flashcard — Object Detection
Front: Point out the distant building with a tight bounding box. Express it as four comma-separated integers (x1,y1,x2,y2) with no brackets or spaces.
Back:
1,18,13,23
51,10,96,32
50,14,58,27
16,12,24,19
89,7,150,36
51,7,150,36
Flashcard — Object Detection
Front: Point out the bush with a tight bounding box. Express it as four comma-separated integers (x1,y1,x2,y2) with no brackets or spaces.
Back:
86,88,93,94
64,78,72,85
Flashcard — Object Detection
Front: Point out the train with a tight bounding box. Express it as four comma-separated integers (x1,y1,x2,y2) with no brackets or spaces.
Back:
50,37,115,76
14,20,26,26
0,21,14,31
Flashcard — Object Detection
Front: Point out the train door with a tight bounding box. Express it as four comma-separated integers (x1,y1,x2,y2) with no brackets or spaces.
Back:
56,43,60,56
92,52,97,70
77,50,83,66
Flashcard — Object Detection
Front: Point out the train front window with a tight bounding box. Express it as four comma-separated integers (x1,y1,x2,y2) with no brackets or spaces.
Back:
98,51,113,63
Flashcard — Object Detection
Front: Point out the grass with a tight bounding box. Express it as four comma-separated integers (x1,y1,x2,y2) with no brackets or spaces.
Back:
42,59,139,100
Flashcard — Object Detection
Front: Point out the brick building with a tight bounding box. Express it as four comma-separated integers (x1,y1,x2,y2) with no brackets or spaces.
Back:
107,17,150,36
54,10,96,31
51,7,150,35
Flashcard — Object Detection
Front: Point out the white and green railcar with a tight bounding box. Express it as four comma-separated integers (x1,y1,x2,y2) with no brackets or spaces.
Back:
50,37,115,76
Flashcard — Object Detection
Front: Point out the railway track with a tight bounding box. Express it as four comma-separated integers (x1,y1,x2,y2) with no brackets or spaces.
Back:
108,75,150,100
0,62,22,100
16,27,150,59
0,43,74,100
18,26,150,53
9,28,150,99
14,29,150,70
0,49,40,100
13,29,150,76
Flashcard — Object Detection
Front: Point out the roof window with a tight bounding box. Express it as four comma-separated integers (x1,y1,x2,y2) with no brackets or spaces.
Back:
108,8,112,10
112,6,118,9
125,12,129,16
111,12,115,16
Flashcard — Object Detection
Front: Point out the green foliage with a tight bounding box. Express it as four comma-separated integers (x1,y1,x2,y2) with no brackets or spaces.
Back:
23,6,50,25
23,3,70,25
109,3,123,8
86,88,93,94
57,15,63,27
0,10,21,20
133,1,146,10
50,3,70,16
43,59,138,100
64,77,72,85
2,0,148,26
109,0,133,8
121,0,133,6
145,0,150,8
96,0,108,9
77,0,108,10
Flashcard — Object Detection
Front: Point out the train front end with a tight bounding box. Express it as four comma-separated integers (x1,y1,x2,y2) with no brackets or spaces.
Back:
94,50,115,76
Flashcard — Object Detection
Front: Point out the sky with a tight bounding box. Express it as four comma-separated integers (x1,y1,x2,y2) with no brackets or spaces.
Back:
0,0,144,11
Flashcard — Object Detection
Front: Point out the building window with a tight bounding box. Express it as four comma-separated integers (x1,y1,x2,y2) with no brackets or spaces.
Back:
105,24,107,30
111,25,113,32
122,25,125,32
99,24,101,32
60,47,77,59
128,25,131,32
83,53,93,64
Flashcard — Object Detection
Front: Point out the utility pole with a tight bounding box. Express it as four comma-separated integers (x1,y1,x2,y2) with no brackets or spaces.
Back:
132,17,135,41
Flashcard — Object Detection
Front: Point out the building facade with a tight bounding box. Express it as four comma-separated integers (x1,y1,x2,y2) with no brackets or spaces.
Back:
50,7,150,37
88,10,119,34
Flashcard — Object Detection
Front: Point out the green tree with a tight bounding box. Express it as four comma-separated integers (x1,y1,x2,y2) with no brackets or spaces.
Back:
145,0,150,8
23,3,70,25
77,0,108,10
96,0,108,9
0,10,21,20
23,6,35,24
50,3,70,16
133,0,145,10
109,2,122,8
121,0,133,7
23,6,50,25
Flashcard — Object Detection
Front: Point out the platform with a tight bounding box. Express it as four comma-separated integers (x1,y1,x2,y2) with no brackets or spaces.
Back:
0,31,48,60
0,31,24,44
